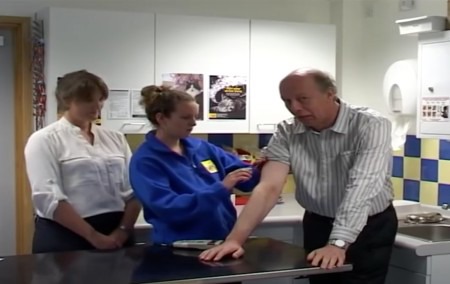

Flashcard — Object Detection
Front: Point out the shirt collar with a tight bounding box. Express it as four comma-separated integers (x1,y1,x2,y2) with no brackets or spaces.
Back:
59,116,99,135
145,131,200,153
294,99,350,134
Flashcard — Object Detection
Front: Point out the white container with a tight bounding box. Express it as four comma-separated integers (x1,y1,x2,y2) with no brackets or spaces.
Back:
395,16,447,36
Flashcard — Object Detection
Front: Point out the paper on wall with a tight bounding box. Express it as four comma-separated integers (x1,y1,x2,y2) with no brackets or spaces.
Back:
108,90,131,119
131,90,146,118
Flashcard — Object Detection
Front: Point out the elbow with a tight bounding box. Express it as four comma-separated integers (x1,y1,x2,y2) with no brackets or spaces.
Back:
32,192,62,220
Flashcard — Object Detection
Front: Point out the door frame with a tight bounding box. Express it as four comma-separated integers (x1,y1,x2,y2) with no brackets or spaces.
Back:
0,16,33,254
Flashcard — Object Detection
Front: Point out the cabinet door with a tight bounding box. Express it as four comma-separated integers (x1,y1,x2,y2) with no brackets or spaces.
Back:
249,20,336,133
386,266,429,284
155,14,251,134
418,39,450,138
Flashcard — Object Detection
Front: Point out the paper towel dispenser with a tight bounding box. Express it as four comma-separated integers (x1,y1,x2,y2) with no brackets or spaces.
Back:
382,59,418,116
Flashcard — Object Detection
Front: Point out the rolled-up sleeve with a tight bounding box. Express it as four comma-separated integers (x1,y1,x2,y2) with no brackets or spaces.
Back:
24,133,67,219
264,122,291,165
120,134,134,201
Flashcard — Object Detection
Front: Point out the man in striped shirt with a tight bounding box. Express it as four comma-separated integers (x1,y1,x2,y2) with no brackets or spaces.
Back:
200,68,398,284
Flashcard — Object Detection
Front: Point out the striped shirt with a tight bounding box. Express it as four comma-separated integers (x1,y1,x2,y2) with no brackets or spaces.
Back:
265,101,394,243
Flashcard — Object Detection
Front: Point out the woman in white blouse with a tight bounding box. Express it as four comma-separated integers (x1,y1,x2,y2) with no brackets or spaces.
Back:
24,70,141,253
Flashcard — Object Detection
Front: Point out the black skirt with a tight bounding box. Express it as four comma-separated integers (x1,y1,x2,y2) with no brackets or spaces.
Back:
32,211,135,254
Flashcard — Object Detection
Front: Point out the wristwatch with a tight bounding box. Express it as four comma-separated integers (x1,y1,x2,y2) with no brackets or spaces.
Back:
328,239,348,249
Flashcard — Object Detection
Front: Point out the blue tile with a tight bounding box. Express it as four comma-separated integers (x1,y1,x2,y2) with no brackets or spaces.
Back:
403,179,420,202
258,134,273,149
392,156,404,178
438,184,450,205
404,135,421,157
439,140,450,160
207,134,233,148
421,158,438,182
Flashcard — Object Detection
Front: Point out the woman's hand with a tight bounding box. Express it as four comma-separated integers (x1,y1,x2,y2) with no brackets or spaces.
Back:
222,168,252,191
88,231,120,250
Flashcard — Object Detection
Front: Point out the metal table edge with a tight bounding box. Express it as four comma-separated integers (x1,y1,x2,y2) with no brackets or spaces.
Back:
145,264,353,284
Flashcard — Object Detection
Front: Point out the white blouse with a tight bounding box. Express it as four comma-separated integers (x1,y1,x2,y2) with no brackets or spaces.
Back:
24,117,134,220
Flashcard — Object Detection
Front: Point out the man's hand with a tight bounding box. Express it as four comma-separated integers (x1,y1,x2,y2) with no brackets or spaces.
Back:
199,239,244,261
306,244,346,269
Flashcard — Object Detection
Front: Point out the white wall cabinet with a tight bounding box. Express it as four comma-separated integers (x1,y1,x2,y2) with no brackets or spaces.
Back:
39,7,156,129
417,31,450,138
248,20,336,133
154,14,251,134
41,8,336,134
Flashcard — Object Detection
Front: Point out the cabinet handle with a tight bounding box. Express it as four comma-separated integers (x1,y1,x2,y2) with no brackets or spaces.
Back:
119,122,146,131
256,124,276,131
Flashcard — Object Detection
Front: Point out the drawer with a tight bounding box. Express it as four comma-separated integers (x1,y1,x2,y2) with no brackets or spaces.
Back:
386,266,429,284
389,246,428,274
134,228,152,244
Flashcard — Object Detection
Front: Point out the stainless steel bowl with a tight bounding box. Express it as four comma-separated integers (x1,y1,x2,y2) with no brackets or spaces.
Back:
405,212,445,224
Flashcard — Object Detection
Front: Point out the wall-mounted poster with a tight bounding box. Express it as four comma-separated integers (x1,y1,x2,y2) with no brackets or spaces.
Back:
162,73,204,120
208,75,247,120
421,97,449,122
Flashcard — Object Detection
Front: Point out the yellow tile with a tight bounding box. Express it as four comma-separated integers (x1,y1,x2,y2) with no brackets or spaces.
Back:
392,146,404,157
420,181,438,205
191,134,208,141
282,174,296,193
438,160,450,184
232,134,259,153
403,157,421,180
391,177,403,200
126,134,145,152
421,138,439,160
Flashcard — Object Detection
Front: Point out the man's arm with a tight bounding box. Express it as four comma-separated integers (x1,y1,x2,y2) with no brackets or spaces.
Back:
225,161,290,244
330,118,392,243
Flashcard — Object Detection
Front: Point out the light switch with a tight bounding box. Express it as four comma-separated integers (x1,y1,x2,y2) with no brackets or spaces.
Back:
0,36,4,47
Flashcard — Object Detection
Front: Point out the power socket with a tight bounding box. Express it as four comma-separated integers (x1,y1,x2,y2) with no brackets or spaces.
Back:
399,0,416,11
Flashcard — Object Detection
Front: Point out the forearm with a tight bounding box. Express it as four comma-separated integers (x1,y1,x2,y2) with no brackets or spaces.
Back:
227,182,282,244
118,197,141,229
330,199,371,243
53,201,96,241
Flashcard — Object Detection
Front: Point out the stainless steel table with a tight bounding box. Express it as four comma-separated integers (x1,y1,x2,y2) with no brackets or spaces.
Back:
0,238,352,284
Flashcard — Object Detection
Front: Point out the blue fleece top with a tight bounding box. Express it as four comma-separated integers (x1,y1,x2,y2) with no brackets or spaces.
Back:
129,132,261,244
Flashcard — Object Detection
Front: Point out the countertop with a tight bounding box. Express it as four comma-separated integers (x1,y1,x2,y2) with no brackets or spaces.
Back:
0,238,352,284
134,193,304,229
134,194,450,257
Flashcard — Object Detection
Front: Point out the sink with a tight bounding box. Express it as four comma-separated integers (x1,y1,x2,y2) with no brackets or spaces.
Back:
398,224,450,242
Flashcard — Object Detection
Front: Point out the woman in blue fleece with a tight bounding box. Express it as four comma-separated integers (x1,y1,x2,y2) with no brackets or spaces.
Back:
129,85,261,245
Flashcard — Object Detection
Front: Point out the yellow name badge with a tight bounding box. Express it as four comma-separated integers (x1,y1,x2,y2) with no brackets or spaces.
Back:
201,160,218,173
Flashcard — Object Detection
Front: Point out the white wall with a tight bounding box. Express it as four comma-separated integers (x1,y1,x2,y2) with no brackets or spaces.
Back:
340,0,447,134
0,28,16,256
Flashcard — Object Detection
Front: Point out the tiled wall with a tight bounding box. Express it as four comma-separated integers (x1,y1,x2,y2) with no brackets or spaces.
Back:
392,135,450,206
126,133,296,194
126,133,450,205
